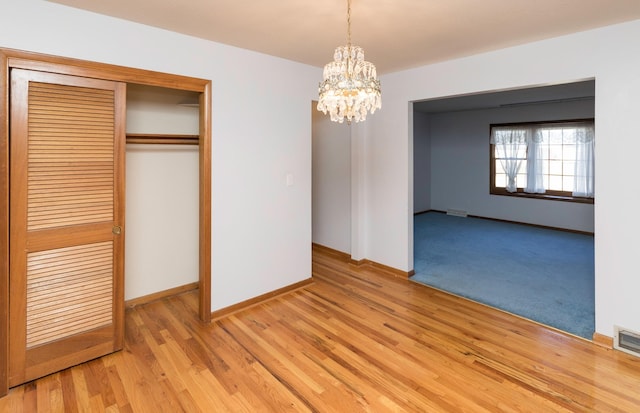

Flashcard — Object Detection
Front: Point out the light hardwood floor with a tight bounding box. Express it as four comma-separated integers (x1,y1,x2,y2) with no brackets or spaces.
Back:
2,246,640,412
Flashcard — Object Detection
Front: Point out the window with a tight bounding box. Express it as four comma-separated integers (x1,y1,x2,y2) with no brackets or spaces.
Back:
490,120,594,203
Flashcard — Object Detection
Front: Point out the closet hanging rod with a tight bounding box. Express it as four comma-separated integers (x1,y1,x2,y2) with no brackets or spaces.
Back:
126,133,199,145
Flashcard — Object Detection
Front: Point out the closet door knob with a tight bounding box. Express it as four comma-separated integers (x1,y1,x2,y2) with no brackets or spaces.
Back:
112,226,122,235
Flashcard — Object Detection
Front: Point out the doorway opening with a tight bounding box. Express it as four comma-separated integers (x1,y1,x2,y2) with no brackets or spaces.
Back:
411,80,595,339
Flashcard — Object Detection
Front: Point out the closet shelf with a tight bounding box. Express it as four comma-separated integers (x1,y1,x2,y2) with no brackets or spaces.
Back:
126,133,199,145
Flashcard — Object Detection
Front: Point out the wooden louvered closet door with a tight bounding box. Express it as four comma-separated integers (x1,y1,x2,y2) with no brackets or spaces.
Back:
9,69,125,387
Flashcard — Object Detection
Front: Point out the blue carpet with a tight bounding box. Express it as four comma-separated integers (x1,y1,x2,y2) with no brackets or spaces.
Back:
411,212,595,339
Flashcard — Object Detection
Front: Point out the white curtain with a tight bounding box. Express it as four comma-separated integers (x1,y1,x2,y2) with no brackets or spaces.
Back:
572,125,595,198
491,127,528,192
493,122,595,197
525,129,545,194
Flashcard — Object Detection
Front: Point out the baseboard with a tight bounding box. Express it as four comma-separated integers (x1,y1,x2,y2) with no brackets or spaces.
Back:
125,282,199,308
312,243,351,263
312,242,414,279
426,209,594,236
356,259,414,279
414,209,433,216
593,332,613,348
350,257,367,266
211,278,314,321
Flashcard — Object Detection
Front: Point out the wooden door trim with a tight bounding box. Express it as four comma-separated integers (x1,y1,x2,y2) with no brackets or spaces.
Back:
0,48,213,396
199,82,212,322
0,50,9,397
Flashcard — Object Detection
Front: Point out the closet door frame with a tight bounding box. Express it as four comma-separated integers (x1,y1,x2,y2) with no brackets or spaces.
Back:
0,48,212,396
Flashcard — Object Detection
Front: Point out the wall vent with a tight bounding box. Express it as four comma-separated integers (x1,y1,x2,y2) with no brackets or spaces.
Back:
614,326,640,358
446,209,468,217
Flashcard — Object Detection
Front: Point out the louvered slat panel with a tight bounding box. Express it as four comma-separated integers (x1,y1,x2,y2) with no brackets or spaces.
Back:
26,242,113,348
26,250,113,278
27,82,114,231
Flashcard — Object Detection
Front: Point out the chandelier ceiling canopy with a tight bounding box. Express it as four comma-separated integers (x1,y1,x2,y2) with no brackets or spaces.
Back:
317,0,382,124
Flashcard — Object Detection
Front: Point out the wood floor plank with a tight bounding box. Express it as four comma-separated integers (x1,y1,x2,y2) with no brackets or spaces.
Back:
3,247,640,412
34,374,52,413
70,368,92,412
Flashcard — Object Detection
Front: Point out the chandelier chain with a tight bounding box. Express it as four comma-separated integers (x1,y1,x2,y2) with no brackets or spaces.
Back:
347,0,352,48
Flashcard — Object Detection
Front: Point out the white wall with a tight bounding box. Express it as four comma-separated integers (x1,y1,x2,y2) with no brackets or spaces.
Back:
312,104,351,254
364,20,640,337
418,99,594,232
1,0,320,311
413,111,431,213
125,145,199,300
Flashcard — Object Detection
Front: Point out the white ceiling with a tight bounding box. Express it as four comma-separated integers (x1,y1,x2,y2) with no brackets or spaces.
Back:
48,0,640,75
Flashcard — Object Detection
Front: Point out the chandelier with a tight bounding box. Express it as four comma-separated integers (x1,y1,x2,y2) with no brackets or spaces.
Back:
317,0,381,123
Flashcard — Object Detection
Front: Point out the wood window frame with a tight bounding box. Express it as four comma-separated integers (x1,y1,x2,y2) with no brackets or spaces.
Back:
0,48,212,396
489,119,595,205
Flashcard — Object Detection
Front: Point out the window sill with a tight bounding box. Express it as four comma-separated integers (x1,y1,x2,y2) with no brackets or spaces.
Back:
490,190,594,204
